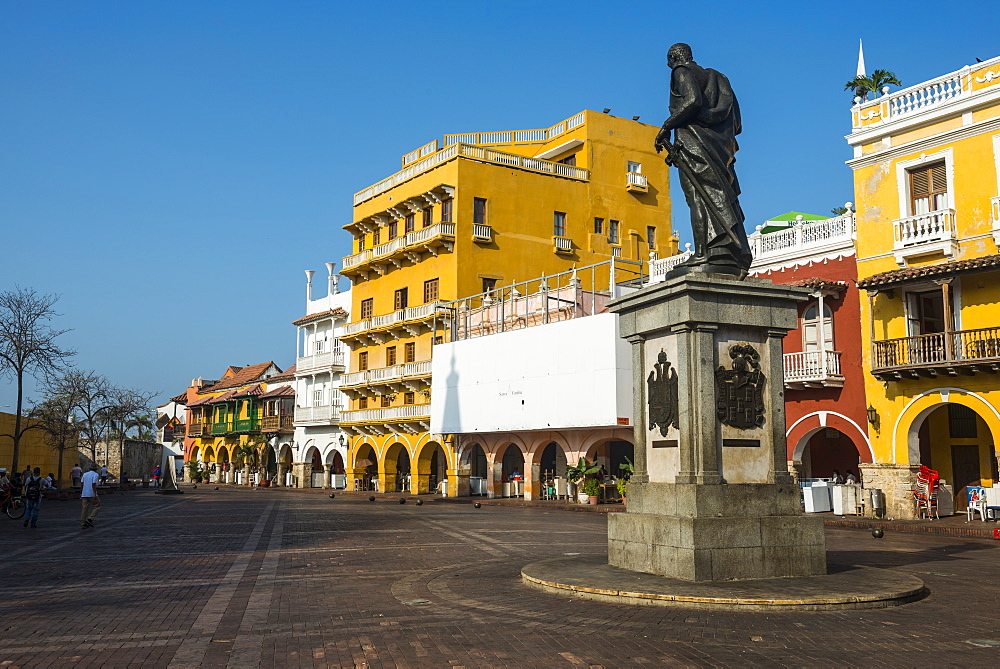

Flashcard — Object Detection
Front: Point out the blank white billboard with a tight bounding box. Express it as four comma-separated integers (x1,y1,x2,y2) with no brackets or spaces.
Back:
430,313,632,434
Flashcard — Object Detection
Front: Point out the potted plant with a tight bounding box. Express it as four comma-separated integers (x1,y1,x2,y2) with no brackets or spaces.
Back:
566,457,601,504
618,456,634,504
581,477,601,505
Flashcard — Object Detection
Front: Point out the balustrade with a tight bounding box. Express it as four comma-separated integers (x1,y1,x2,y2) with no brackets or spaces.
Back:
892,209,955,248
340,404,431,423
783,350,843,386
872,326,1000,373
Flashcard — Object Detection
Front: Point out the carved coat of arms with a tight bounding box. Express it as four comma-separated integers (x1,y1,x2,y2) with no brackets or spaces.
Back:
715,343,766,429
647,350,679,436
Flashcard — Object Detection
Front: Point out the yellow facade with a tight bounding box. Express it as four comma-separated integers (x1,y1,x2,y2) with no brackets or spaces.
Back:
848,55,1000,517
341,110,675,495
0,411,80,482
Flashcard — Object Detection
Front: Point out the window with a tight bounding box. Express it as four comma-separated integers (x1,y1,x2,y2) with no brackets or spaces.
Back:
388,221,398,239
405,214,415,234
473,197,487,225
394,287,408,310
647,226,656,249
358,351,368,370
381,395,392,408
404,392,415,405
627,161,642,173
482,277,498,294
313,388,323,406
949,404,978,438
553,211,567,237
372,228,381,246
404,342,416,363
909,162,948,215
360,298,373,319
801,301,834,352
906,290,948,335
357,235,366,252
441,199,453,223
313,338,325,354
386,346,397,367
423,278,439,303
593,217,604,235
608,219,620,244
358,396,368,410
558,154,577,166
422,206,433,228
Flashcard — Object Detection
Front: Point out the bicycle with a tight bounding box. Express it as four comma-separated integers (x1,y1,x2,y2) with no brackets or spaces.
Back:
1,490,25,519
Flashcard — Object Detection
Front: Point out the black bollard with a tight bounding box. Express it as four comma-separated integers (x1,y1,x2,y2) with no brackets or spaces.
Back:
474,502,481,508
369,496,375,502
329,493,336,499
415,499,423,506
872,527,885,539
399,498,406,504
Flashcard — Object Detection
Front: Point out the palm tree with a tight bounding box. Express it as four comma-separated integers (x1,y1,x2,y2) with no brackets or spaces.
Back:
845,69,902,100
830,206,849,216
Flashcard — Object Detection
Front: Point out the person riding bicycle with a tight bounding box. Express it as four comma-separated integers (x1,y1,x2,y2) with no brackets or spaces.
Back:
0,468,10,511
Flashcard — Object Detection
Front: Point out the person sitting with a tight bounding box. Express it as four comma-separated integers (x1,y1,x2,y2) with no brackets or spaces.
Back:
845,469,858,485
830,469,844,484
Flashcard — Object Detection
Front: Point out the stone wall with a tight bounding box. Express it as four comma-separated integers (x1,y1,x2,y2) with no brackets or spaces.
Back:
83,440,162,482
859,463,920,520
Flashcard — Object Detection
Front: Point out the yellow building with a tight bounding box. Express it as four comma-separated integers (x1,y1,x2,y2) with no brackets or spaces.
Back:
848,55,1000,518
182,362,297,485
0,411,80,484
340,109,676,496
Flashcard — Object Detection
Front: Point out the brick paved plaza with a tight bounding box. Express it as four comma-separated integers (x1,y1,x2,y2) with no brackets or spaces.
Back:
2,488,999,667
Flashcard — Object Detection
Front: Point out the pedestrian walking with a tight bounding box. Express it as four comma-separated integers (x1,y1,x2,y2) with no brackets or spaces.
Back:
99,465,108,485
70,464,83,487
23,467,46,528
152,465,161,488
81,466,101,529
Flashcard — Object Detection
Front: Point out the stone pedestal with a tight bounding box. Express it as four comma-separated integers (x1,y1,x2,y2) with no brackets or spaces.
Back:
607,273,826,582
858,463,920,519
291,462,311,488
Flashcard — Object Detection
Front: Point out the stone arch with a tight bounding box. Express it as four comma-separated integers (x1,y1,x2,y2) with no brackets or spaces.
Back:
893,388,1000,464
189,445,201,462
382,441,411,492
415,440,450,494
788,411,873,462
583,435,634,479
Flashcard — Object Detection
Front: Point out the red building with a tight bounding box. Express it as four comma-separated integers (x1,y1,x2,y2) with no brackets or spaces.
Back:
748,210,872,480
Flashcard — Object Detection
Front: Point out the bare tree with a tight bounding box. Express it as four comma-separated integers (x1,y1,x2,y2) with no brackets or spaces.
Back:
0,287,75,471
31,390,80,488
49,370,112,467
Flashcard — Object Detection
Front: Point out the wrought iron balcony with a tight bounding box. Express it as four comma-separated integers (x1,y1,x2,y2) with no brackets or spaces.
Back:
783,350,844,389
871,326,1000,381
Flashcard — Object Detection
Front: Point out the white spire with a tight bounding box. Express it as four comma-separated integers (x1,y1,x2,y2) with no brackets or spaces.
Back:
856,39,866,77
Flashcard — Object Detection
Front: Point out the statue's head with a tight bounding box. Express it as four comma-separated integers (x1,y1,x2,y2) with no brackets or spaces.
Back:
667,43,693,68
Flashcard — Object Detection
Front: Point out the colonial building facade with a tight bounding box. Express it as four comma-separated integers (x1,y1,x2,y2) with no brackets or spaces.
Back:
339,110,677,496
848,54,1000,518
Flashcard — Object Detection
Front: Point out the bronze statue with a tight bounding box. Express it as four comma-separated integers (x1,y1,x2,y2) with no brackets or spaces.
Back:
655,43,752,277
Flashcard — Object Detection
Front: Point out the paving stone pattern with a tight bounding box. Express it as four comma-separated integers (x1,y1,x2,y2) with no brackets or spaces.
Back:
1,488,999,667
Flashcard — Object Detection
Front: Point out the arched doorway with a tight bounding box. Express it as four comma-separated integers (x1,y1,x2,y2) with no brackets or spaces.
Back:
305,446,323,487
416,442,448,494
500,444,524,497
217,446,230,483
913,403,998,510
585,440,634,479
354,443,378,491
795,427,867,480
262,445,277,484
461,443,488,496
395,448,411,492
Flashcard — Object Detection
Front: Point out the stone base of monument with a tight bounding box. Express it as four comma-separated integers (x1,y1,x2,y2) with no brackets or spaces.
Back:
521,556,926,611
608,482,825,581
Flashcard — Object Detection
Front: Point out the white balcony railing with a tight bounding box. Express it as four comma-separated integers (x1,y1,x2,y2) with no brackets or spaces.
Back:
473,224,493,241
851,55,1000,129
626,172,648,188
345,361,433,387
748,214,855,263
296,350,345,373
342,303,441,338
554,236,573,252
294,404,342,424
343,223,455,271
354,141,589,206
407,222,455,246
647,244,694,284
893,208,956,249
340,404,431,423
783,350,844,387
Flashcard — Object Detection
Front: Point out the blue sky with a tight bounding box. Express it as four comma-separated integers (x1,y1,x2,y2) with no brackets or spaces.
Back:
2,1,997,410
